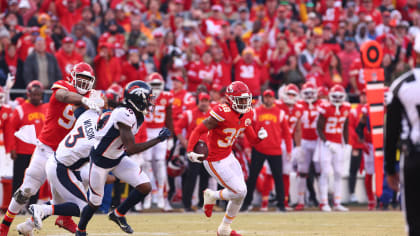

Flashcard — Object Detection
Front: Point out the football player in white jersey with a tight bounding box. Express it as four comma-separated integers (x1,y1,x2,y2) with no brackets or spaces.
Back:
75,81,171,236
17,107,100,235
143,73,174,209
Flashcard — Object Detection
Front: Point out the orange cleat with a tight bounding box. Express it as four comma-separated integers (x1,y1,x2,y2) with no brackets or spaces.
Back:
217,230,242,236
55,216,76,233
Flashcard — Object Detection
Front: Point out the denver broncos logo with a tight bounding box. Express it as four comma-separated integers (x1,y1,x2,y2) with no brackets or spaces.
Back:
128,86,149,97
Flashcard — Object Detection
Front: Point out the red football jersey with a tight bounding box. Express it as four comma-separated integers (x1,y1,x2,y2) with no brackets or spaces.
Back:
208,103,254,161
299,100,323,141
276,100,303,134
144,91,173,128
0,105,14,153
318,101,351,144
349,58,365,92
38,80,78,151
175,107,209,141
349,104,372,149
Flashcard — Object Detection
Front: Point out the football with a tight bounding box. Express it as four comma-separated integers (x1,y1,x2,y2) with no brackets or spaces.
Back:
193,140,208,161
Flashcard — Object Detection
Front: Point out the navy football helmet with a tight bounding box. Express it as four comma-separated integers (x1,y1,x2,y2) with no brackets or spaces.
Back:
123,80,154,114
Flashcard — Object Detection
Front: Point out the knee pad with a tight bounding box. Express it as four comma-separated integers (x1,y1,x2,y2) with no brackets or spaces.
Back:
234,187,247,200
13,188,33,204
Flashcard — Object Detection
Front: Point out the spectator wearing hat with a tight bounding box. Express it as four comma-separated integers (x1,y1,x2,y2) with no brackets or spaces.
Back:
10,80,48,204
71,23,96,60
233,6,253,33
23,37,62,88
99,9,126,35
0,43,24,89
170,76,195,123
55,36,83,76
338,37,359,89
175,92,211,212
75,40,93,65
358,0,382,25
201,4,226,36
55,0,89,33
119,48,148,88
234,47,265,97
241,89,292,212
7,0,24,26
93,42,122,90
18,0,38,26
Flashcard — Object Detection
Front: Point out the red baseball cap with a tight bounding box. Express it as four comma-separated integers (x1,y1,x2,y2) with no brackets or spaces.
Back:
199,92,210,101
62,36,73,44
75,40,86,48
172,76,185,83
263,89,275,97
211,83,222,92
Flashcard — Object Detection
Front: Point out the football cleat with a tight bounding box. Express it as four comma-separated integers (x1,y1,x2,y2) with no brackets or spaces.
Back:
108,211,134,234
294,204,305,211
17,218,35,236
320,204,331,212
28,205,44,230
368,201,376,211
333,204,349,212
143,194,152,209
217,224,242,236
203,189,217,218
55,215,77,233
157,196,165,209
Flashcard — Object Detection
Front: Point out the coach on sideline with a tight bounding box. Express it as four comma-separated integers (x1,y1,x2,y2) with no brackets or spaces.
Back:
241,89,292,212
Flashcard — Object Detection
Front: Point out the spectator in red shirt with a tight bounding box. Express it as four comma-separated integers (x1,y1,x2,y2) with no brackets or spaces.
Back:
212,46,232,88
55,0,87,33
187,51,216,92
323,53,344,88
10,81,48,195
55,36,83,77
234,47,265,97
119,48,148,88
171,76,195,123
201,5,226,36
93,42,122,90
338,37,360,89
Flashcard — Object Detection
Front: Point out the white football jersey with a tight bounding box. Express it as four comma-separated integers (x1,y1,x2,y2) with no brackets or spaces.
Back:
92,107,140,161
55,109,99,168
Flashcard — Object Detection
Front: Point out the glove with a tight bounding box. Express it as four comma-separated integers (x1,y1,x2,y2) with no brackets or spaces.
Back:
258,127,268,140
187,152,204,163
158,128,171,141
5,73,15,90
325,141,336,154
82,95,104,113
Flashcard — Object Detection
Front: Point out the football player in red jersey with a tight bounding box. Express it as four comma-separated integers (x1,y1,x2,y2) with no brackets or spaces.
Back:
0,62,104,236
295,82,323,211
187,81,267,236
276,83,303,209
143,73,174,210
316,84,351,212
0,86,14,163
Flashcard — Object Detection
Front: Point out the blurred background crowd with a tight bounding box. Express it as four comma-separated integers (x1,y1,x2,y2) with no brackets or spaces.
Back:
0,0,410,213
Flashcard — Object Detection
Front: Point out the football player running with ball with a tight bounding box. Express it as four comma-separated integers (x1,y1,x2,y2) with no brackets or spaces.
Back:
187,81,267,236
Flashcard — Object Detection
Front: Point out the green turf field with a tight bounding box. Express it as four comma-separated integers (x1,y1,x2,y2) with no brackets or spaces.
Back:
5,210,405,236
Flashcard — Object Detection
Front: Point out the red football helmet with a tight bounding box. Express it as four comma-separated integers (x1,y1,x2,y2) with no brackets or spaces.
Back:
26,80,44,93
301,82,317,104
167,155,187,177
225,81,252,114
281,83,300,105
70,62,95,95
105,83,123,102
146,72,165,97
329,84,346,106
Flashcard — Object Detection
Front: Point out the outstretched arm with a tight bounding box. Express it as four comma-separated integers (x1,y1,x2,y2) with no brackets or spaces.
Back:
118,122,164,156
55,89,84,105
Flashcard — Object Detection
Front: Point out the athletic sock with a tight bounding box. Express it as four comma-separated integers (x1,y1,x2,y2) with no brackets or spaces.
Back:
78,204,96,231
1,209,17,228
117,190,147,215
